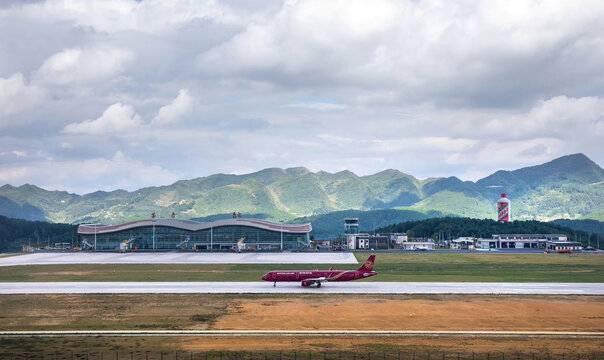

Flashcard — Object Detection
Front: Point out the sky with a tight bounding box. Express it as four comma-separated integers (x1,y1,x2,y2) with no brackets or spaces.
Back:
1,0,604,195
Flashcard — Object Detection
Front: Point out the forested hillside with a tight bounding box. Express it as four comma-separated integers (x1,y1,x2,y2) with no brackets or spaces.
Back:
0,153,603,224
0,216,77,252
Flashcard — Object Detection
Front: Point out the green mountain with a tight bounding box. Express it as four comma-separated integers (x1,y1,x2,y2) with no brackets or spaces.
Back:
476,153,604,220
0,153,603,224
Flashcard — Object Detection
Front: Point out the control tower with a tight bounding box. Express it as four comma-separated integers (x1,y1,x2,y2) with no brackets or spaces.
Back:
344,218,359,234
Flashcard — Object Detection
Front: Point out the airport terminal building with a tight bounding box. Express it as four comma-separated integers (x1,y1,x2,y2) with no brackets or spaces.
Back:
77,218,312,251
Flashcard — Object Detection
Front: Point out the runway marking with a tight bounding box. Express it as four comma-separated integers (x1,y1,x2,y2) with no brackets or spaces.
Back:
1,282,603,295
1,330,602,339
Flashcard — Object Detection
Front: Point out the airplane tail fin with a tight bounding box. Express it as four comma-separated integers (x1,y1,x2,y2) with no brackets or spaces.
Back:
358,255,375,272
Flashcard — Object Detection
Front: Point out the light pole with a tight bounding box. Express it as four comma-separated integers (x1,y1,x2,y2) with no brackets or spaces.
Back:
80,220,100,250
80,221,99,250
280,220,284,251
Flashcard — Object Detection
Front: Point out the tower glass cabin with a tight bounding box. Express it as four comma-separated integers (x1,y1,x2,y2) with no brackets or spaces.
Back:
344,218,359,234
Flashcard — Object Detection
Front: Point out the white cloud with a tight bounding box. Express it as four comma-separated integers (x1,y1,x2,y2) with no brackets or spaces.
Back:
152,89,194,125
0,150,27,158
0,151,180,194
481,95,604,140
371,137,479,153
63,102,143,135
63,90,195,136
1,0,604,193
5,0,245,33
0,73,44,119
355,91,398,106
281,102,347,111
197,0,604,105
35,47,136,86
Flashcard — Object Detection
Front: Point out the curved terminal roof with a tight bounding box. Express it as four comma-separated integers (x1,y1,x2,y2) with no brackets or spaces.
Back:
78,218,312,235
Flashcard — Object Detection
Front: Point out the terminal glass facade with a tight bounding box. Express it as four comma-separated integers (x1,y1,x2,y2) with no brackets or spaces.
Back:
79,225,309,251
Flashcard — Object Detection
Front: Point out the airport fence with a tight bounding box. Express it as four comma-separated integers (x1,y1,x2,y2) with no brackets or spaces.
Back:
0,351,602,360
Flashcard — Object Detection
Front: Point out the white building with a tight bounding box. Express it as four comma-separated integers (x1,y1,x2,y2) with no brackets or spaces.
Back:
546,241,583,252
400,241,435,250
450,237,475,249
394,234,408,244
346,234,390,250
476,234,569,249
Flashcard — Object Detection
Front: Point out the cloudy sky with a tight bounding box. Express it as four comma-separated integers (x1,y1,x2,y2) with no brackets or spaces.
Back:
1,0,604,194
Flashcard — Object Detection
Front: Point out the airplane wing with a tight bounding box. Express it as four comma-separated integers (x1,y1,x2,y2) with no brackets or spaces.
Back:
304,277,328,283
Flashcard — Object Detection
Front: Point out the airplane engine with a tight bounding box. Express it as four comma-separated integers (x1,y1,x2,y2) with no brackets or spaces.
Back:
301,280,311,287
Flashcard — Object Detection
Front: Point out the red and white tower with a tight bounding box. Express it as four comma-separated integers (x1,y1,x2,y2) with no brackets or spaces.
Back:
497,193,511,222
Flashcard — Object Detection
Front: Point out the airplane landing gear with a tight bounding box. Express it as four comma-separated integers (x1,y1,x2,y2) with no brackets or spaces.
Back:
273,282,276,287
317,283,321,288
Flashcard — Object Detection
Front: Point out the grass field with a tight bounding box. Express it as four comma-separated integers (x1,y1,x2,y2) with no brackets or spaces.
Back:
0,253,602,282
0,294,603,331
0,293,603,354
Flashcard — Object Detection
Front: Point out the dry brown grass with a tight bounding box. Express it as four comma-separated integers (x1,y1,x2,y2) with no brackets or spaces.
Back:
2,294,603,354
0,294,232,330
1,294,602,332
215,295,604,332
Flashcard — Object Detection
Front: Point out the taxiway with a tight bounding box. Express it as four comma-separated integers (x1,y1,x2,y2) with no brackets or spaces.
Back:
0,252,358,266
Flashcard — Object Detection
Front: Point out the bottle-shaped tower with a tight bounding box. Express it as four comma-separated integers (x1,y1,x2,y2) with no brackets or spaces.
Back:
497,193,511,222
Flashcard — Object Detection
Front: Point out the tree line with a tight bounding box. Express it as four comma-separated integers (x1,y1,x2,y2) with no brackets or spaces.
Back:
0,215,77,252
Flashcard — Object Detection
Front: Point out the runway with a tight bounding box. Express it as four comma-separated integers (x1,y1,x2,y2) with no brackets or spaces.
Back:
1,281,602,294
0,252,358,266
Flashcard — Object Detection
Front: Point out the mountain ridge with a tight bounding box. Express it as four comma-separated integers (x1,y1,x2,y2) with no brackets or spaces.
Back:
1,153,603,224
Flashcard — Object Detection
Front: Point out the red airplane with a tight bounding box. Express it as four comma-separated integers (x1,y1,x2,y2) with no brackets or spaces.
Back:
261,255,377,287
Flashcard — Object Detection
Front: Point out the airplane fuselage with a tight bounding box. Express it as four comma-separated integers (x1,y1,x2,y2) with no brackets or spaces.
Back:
262,255,377,287
262,270,376,282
